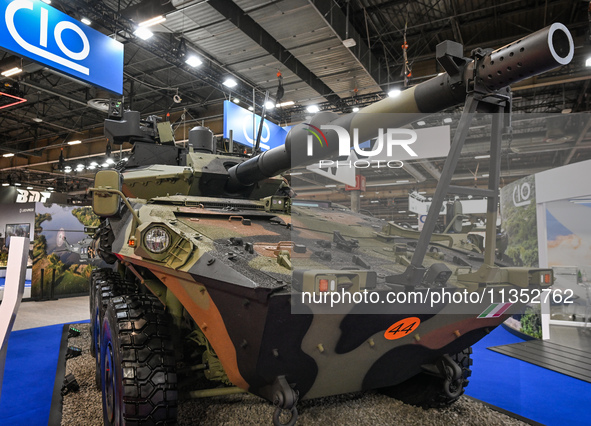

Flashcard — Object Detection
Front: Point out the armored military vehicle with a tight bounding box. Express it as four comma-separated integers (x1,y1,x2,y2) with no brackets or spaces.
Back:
89,23,572,425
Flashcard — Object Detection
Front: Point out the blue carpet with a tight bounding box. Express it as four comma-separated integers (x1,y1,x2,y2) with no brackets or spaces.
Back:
466,326,591,426
0,324,65,425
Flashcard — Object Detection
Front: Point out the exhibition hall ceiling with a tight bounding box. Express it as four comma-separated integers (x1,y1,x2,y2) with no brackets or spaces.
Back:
0,0,590,213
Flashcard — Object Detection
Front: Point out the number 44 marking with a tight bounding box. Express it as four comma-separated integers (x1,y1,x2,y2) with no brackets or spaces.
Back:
384,317,421,341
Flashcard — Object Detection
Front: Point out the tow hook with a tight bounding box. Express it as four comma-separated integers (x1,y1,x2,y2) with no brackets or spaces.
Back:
437,354,464,399
271,376,299,426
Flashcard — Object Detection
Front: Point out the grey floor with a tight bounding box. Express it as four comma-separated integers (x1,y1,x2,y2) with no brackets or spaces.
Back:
12,296,90,331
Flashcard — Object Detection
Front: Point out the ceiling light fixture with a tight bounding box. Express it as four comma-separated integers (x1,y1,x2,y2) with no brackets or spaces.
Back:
474,154,490,159
67,140,81,145
388,89,401,98
32,117,43,123
265,101,275,110
276,101,295,107
134,27,154,40
586,57,591,67
306,105,320,113
416,121,426,126
352,107,360,112
81,17,91,25
185,55,202,67
1,67,22,77
233,98,240,104
3,153,14,157
248,106,254,111
443,117,453,123
223,78,237,88
138,15,166,27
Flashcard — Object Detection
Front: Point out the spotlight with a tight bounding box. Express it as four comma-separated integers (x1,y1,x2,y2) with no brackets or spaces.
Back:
443,117,453,123
233,98,240,104
223,78,237,88
248,106,254,111
66,346,82,359
106,158,115,164
61,373,79,396
185,55,202,67
134,27,154,40
306,105,319,113
586,57,591,67
416,121,426,126
68,327,81,338
388,89,401,98
64,166,72,173
81,17,91,25
265,101,275,110
352,107,360,112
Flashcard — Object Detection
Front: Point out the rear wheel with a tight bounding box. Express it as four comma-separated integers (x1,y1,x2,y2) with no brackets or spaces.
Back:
101,294,178,425
380,348,473,408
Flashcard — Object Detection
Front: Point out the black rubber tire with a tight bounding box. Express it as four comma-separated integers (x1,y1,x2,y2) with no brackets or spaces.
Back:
380,348,473,408
101,294,178,425
89,268,113,359
91,269,138,389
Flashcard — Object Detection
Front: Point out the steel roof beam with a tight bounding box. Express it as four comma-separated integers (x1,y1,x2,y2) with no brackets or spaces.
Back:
207,0,346,109
307,0,384,87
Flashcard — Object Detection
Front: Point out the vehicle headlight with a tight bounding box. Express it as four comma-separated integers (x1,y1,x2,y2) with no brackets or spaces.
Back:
144,226,171,253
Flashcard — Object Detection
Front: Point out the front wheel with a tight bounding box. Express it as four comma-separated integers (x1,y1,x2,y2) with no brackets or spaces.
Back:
379,348,473,408
101,294,178,425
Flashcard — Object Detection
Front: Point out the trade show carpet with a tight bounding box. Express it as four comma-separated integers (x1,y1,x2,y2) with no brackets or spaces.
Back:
466,326,591,426
488,339,591,383
0,323,69,426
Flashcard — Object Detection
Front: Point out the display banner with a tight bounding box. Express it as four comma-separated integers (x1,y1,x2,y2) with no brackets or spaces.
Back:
500,174,538,267
0,0,123,94
223,100,288,151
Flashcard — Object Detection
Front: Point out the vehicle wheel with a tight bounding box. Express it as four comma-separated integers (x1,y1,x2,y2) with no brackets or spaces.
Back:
91,270,138,389
101,294,178,425
90,268,114,360
380,348,472,408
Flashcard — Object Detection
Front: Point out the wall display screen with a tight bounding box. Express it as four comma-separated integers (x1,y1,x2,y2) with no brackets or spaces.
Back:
5,223,30,248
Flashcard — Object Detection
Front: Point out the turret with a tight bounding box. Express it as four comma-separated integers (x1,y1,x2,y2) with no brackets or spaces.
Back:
103,23,573,200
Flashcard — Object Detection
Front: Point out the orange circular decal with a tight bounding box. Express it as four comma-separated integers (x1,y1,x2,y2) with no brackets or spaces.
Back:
384,317,421,340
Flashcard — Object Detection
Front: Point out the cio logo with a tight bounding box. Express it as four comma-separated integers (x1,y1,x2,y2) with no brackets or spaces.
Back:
513,182,531,207
16,189,50,203
306,124,419,158
242,115,270,147
305,123,328,156
5,0,90,75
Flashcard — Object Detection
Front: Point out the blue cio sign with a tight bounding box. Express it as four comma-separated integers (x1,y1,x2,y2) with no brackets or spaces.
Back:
0,0,123,94
223,100,288,151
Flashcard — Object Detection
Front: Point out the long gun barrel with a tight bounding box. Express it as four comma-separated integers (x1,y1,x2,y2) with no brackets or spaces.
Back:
227,23,573,190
